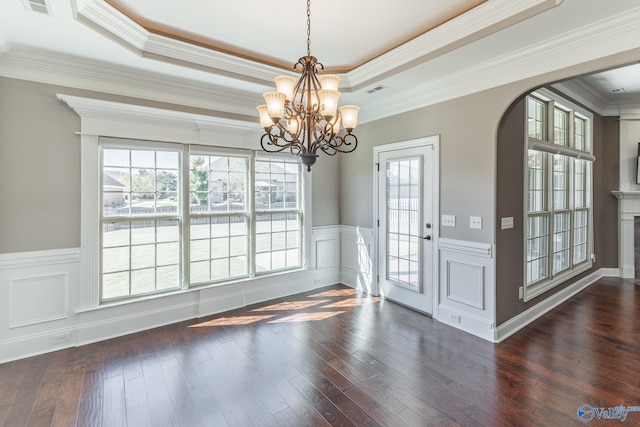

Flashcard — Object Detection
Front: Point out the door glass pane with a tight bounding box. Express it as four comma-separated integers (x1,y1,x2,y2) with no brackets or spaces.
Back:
386,158,421,291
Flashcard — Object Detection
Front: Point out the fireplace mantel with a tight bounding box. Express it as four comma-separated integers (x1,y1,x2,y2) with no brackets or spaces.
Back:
613,191,640,200
612,191,640,278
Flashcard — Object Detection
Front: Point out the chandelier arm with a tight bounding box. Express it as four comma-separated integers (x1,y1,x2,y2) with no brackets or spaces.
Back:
326,133,358,154
256,0,358,171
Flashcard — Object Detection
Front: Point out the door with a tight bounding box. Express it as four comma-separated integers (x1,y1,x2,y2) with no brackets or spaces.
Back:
376,139,437,315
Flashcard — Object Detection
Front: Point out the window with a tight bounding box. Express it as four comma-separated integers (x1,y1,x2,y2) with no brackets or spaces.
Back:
101,145,181,301
100,140,304,302
189,153,249,284
255,158,302,272
524,89,594,300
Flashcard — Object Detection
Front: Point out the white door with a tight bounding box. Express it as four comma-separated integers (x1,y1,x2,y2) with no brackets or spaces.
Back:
376,139,437,315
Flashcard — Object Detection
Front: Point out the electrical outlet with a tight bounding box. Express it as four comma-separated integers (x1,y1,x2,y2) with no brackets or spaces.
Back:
470,216,482,229
442,215,456,227
52,332,71,345
518,286,523,300
449,313,461,323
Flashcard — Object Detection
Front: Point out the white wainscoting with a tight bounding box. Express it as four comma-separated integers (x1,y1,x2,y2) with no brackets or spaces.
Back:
339,226,374,293
11,273,69,328
437,238,496,341
311,226,342,288
0,226,345,363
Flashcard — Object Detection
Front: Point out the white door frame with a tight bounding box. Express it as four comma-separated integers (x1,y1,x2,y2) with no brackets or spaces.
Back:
372,136,440,318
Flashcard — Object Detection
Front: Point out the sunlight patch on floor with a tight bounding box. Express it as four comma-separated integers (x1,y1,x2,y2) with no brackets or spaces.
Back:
189,314,276,327
322,297,381,308
268,311,345,323
251,299,330,312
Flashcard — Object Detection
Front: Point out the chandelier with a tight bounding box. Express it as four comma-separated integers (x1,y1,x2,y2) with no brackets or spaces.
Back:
256,0,359,172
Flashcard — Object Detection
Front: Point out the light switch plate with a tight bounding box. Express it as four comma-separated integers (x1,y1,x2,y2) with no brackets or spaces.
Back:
470,216,482,229
442,215,456,227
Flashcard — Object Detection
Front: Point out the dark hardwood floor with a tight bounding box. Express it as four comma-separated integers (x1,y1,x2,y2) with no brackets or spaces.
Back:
1,277,639,426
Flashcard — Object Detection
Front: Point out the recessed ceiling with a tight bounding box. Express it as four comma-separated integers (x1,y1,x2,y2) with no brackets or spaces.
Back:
2,0,640,124
106,0,487,72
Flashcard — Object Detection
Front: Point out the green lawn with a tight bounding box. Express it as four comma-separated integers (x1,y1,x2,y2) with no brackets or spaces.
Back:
102,219,300,300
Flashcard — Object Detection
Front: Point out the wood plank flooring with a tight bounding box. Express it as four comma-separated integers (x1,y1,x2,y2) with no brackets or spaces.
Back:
1,277,639,426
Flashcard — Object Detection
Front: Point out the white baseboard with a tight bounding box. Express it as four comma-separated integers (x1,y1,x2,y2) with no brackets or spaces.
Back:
621,266,635,279
437,305,495,341
600,268,621,278
494,269,604,342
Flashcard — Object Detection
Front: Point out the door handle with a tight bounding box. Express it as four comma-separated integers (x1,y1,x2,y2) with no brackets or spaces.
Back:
421,235,432,241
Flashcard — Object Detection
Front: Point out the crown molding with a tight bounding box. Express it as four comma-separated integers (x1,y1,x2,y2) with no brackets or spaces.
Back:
4,2,640,126
551,80,609,115
76,0,562,92
0,49,260,119
76,0,288,86
0,25,11,55
347,0,563,89
617,106,640,120
57,93,261,134
358,4,640,123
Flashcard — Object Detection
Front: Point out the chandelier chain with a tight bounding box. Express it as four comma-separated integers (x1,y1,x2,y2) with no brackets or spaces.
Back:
306,0,311,56
256,0,359,171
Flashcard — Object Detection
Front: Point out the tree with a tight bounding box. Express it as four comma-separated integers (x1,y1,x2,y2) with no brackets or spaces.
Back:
191,157,208,204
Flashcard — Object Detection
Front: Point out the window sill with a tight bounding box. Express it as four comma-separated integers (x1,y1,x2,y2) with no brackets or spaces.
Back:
76,266,311,314
523,261,592,302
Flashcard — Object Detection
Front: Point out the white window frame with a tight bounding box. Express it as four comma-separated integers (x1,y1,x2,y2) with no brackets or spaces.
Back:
523,88,594,302
100,138,184,302
61,94,312,311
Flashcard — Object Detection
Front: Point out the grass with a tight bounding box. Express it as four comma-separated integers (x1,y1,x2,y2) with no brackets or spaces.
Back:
102,219,301,300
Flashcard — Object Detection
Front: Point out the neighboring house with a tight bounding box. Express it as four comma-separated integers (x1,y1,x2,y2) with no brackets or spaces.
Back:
102,172,126,207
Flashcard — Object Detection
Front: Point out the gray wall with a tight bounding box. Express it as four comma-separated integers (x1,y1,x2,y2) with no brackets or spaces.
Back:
0,77,341,254
0,78,81,253
339,88,512,243
311,154,340,226
495,91,619,325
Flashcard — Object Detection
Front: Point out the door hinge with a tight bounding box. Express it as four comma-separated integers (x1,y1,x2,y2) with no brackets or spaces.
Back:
376,275,379,283
377,219,380,227
376,162,379,172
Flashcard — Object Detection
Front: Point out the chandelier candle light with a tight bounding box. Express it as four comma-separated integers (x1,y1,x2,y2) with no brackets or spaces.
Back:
257,0,359,171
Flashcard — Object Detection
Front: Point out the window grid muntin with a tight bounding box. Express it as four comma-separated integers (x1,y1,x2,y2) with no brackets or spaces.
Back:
189,154,248,214
101,146,182,302
527,96,546,140
573,208,588,265
527,150,546,212
552,210,571,274
255,212,301,272
574,159,586,208
254,158,303,274
103,149,180,218
101,143,306,303
386,158,421,289
189,154,251,285
526,213,549,285
574,116,586,151
525,93,593,289
553,155,569,210
553,108,568,146
189,214,249,284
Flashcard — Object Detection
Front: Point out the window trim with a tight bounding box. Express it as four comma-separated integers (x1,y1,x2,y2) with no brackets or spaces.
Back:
61,94,312,311
523,88,594,302
99,138,185,302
